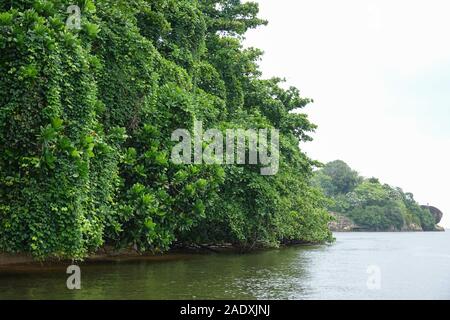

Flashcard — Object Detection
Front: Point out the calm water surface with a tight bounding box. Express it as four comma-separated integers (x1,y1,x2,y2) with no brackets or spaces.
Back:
1,232,449,299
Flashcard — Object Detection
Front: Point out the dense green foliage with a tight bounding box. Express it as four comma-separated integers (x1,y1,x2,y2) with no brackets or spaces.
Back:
313,160,437,231
0,0,332,259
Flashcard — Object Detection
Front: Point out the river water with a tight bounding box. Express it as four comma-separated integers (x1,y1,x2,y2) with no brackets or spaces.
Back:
1,232,449,300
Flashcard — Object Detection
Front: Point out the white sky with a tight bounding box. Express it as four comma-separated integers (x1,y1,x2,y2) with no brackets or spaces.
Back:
244,0,450,227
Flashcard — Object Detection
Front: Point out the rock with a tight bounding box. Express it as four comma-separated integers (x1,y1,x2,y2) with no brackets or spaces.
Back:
402,223,422,232
421,205,444,224
328,212,359,232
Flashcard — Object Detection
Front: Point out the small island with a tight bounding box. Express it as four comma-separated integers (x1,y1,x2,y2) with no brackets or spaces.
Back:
313,160,445,232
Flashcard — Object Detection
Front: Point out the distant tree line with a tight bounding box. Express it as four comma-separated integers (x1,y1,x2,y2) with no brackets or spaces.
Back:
312,160,437,231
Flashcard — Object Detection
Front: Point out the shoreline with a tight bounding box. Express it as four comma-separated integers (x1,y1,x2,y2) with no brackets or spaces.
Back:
0,244,290,268
1,230,446,268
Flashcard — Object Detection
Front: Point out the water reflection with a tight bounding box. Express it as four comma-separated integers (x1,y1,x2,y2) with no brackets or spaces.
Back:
1,232,449,299
0,247,314,300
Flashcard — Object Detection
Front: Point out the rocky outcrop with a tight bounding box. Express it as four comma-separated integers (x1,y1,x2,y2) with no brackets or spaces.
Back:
420,205,445,231
401,223,422,232
328,212,360,232
421,205,443,224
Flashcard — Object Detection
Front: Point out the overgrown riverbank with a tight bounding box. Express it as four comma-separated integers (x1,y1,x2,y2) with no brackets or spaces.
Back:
0,1,332,261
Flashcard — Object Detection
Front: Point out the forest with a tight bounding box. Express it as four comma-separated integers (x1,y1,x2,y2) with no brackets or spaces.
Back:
0,0,333,260
313,160,438,231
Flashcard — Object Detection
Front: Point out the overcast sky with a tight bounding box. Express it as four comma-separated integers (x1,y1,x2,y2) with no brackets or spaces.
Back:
244,0,450,227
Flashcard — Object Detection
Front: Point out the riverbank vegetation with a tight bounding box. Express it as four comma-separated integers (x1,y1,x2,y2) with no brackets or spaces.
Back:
0,0,333,260
313,160,439,231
